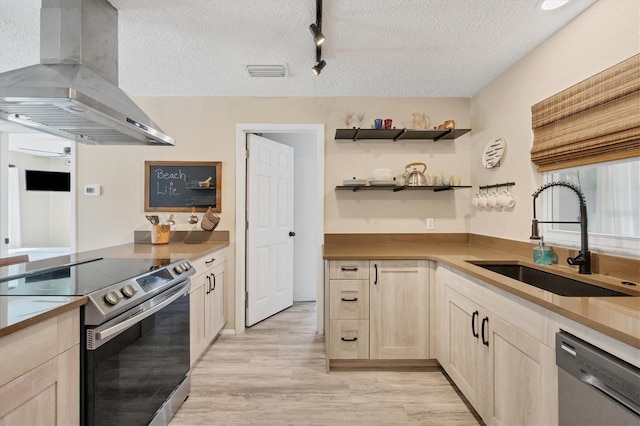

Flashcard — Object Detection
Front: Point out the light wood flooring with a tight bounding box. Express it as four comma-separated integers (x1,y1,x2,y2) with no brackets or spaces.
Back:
170,302,482,425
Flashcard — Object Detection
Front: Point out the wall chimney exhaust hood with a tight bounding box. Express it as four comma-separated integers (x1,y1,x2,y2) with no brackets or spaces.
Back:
0,0,174,146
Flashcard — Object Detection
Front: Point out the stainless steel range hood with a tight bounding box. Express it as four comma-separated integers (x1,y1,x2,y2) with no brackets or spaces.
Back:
0,0,174,146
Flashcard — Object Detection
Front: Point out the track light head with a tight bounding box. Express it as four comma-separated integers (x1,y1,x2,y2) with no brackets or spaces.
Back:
312,59,326,75
309,23,325,46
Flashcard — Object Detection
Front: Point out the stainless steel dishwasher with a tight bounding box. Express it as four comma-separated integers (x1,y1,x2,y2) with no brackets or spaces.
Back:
556,331,640,425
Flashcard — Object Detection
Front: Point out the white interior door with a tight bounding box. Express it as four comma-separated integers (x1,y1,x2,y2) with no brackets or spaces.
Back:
246,133,294,326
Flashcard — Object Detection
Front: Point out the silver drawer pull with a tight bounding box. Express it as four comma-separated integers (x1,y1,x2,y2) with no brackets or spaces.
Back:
341,267,358,271
341,297,358,302
341,337,358,342
205,258,216,265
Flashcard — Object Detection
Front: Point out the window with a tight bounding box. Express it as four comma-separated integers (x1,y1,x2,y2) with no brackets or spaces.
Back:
541,158,640,257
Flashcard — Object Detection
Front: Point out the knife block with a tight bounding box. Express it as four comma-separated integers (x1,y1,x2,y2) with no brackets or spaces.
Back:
151,224,171,245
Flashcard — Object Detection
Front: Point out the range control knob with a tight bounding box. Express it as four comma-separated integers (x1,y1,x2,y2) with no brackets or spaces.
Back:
121,284,137,298
184,262,192,270
104,291,120,306
174,264,185,274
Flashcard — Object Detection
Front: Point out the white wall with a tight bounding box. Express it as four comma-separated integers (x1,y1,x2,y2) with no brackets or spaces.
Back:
469,0,639,243
7,150,71,248
268,132,318,301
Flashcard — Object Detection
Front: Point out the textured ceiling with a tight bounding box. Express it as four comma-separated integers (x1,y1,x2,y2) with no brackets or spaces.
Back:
0,0,597,98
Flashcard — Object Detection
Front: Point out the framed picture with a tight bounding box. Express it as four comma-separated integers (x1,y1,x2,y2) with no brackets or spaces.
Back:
144,161,221,213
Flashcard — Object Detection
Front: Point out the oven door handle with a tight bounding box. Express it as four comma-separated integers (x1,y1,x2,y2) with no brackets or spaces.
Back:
95,281,190,343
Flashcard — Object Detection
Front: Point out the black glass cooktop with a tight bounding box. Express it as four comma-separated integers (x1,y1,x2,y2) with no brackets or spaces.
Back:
0,257,172,297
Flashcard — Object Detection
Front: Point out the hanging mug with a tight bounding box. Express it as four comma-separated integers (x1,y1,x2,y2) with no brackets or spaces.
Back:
497,189,516,208
471,193,480,208
478,192,489,208
487,190,499,208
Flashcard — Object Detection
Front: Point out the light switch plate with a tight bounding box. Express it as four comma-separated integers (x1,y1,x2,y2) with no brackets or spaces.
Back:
426,218,435,230
84,184,101,196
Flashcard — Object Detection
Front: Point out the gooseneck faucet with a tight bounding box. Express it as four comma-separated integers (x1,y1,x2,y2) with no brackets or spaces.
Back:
531,181,591,274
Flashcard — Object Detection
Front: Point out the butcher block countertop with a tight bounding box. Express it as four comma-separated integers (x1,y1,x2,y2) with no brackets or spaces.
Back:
324,234,640,350
0,231,229,338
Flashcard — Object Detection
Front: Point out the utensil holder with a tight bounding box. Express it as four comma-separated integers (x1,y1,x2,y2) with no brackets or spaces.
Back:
151,224,171,245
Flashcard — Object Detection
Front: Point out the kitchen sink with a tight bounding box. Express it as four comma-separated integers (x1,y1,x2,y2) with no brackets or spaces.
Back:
468,263,632,297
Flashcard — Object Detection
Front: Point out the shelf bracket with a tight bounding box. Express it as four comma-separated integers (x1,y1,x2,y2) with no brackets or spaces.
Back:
433,186,453,192
433,129,452,142
352,129,361,141
393,129,407,141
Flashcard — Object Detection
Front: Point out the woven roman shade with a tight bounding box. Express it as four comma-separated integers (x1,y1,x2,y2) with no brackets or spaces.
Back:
530,54,640,171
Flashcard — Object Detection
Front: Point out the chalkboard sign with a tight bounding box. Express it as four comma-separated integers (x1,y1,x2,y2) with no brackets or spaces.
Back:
145,161,221,213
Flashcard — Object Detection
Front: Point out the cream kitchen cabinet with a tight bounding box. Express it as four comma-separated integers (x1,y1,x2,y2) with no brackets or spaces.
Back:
190,248,227,367
0,309,79,425
437,265,557,426
369,260,430,359
326,259,430,366
207,260,226,340
327,260,370,360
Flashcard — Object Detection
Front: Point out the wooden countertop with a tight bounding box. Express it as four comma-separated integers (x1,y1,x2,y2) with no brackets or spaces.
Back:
0,232,229,338
324,243,640,350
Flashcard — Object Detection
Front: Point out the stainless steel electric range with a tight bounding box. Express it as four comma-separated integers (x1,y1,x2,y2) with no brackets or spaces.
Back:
0,256,196,426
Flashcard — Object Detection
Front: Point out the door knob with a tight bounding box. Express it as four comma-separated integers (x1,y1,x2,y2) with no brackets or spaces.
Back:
289,231,296,237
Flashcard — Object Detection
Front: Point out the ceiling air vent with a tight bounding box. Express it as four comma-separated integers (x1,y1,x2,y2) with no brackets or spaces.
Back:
245,64,287,78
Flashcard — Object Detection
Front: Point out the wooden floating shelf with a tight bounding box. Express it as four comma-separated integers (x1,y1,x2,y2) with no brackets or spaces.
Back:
334,128,471,141
335,185,472,192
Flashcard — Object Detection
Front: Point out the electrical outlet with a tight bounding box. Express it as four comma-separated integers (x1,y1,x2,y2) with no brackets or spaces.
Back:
426,218,435,230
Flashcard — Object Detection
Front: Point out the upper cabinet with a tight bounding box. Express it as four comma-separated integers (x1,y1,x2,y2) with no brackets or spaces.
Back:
334,128,471,142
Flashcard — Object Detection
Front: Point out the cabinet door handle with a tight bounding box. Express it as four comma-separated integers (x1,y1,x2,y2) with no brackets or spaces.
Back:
374,264,378,285
481,317,489,347
212,273,216,291
341,337,358,342
341,266,358,271
341,297,358,302
205,258,216,265
205,275,211,294
471,310,479,338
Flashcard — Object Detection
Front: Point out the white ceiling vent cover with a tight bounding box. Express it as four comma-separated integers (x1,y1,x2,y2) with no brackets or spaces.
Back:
245,64,287,78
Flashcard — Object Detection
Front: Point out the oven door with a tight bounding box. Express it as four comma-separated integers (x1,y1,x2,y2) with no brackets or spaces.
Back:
82,280,191,426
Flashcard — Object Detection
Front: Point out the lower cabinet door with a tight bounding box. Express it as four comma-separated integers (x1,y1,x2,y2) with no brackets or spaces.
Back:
210,263,226,337
189,276,207,366
213,263,227,337
442,288,486,414
329,320,369,359
486,314,558,426
369,260,429,359
0,345,79,425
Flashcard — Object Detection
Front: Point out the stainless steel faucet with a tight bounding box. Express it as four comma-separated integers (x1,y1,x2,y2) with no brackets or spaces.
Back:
531,182,591,274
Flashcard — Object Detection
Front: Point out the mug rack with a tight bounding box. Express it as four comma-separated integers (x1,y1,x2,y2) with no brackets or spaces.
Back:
478,181,515,191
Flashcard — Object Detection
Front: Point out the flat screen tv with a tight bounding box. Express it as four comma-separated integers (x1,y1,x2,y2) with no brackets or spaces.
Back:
25,170,71,192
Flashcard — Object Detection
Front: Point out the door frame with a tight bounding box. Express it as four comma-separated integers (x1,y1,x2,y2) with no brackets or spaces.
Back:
235,123,325,334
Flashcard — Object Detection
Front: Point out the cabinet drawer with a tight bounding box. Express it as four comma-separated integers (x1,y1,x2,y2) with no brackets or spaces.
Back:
191,248,227,275
329,260,369,280
330,280,369,320
329,320,369,359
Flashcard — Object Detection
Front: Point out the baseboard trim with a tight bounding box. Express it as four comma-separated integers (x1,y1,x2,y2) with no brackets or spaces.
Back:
329,359,440,371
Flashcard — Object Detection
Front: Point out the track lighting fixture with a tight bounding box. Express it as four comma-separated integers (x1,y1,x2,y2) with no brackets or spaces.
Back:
310,0,326,75
309,23,325,46
312,59,326,75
